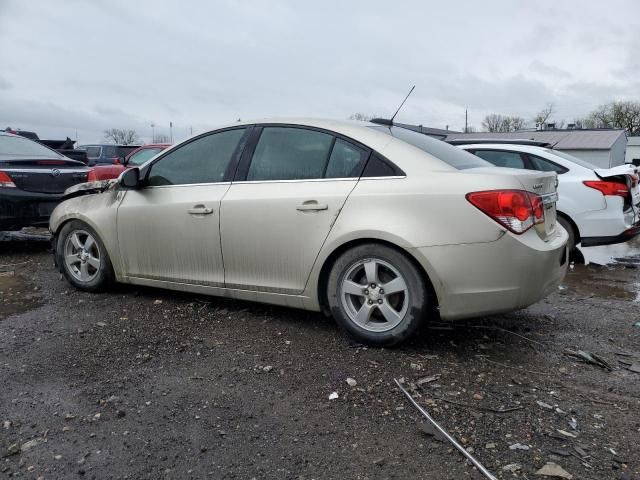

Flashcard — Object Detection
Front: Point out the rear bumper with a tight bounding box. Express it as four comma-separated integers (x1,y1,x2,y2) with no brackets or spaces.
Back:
412,228,569,321
581,223,640,247
0,188,63,230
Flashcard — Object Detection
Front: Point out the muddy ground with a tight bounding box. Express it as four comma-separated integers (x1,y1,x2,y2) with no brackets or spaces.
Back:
1,233,639,480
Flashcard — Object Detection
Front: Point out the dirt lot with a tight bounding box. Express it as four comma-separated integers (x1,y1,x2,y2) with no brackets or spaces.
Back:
1,234,640,480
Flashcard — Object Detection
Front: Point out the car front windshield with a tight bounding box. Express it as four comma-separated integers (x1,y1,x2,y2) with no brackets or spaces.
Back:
369,125,491,170
0,135,64,158
544,149,598,170
128,147,163,166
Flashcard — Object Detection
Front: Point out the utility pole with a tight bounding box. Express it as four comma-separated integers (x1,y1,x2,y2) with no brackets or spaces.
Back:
465,108,468,133
189,126,193,136
169,121,173,143
150,122,155,143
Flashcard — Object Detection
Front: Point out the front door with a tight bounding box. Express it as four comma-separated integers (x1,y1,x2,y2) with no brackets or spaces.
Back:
220,126,370,294
117,127,248,285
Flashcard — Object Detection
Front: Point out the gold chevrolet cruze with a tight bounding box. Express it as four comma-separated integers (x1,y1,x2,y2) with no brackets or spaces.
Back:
50,119,568,346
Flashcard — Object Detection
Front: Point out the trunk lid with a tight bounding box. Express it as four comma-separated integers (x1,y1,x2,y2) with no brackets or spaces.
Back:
0,159,89,194
466,167,558,239
594,165,640,218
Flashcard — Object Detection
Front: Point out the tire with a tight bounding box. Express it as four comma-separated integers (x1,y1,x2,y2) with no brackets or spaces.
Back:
557,215,576,252
327,243,429,347
56,220,113,292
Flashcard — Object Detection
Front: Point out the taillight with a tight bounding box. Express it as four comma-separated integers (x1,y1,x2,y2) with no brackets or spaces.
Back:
87,170,97,182
583,180,629,198
466,189,544,234
0,171,16,188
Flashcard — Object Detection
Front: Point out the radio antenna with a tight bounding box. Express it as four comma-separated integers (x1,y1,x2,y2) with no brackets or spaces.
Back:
390,85,415,124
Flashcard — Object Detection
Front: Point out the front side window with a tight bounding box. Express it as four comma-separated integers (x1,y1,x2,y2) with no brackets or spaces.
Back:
247,127,334,181
128,147,164,166
474,150,525,169
147,128,246,186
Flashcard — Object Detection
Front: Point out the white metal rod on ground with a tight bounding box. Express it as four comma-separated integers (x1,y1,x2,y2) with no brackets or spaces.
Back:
394,378,497,480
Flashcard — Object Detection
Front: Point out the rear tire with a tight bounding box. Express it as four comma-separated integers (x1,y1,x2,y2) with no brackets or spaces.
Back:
327,244,429,347
558,215,577,251
56,220,113,292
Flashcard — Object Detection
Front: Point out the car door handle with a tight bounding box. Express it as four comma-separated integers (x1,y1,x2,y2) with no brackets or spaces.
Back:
187,206,214,215
296,201,328,212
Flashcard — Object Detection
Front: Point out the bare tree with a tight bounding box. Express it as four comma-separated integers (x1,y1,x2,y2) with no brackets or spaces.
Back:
586,101,640,133
482,114,526,132
534,103,554,127
349,113,376,122
104,128,140,145
154,133,170,143
482,113,504,132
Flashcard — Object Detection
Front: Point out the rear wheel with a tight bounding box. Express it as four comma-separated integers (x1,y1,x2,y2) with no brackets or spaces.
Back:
56,220,113,291
327,244,429,346
558,215,576,251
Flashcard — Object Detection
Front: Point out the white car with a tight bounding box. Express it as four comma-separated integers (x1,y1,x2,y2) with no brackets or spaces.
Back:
50,119,568,346
457,142,640,251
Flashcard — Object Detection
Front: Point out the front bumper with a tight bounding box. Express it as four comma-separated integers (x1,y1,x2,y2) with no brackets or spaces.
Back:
0,188,63,230
412,228,569,321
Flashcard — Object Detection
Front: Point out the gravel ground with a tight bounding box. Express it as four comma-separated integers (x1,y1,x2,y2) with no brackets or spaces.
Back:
1,236,640,480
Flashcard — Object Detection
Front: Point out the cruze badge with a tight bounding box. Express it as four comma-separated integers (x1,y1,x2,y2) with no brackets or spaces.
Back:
532,183,543,190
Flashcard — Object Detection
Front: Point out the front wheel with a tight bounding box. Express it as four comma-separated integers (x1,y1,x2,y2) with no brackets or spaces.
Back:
56,220,113,292
327,244,429,347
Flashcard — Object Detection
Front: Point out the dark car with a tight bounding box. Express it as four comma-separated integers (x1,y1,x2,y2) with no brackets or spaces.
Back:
78,143,142,166
0,132,90,230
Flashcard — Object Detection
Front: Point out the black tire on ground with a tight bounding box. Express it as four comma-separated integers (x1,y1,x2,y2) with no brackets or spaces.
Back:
326,243,429,347
56,220,114,292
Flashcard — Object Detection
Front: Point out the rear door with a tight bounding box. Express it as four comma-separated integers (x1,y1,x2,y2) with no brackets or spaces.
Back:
220,126,369,294
116,127,249,285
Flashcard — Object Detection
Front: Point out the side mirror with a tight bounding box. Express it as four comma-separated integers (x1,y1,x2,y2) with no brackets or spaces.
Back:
120,168,140,188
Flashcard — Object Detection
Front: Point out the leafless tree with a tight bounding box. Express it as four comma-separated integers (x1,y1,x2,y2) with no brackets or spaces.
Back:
104,128,140,145
349,113,377,122
154,133,170,143
482,114,527,132
534,103,554,127
510,116,526,131
585,101,640,133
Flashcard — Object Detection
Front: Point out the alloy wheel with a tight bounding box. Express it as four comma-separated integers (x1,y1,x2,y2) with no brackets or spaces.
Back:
64,230,101,282
340,258,409,332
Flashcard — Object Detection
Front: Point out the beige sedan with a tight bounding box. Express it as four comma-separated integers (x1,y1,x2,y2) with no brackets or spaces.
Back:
50,119,568,346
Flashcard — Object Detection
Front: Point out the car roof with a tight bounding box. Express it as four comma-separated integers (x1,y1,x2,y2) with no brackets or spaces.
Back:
457,143,555,155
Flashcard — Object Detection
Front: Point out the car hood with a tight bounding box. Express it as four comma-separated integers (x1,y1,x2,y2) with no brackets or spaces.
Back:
63,179,118,199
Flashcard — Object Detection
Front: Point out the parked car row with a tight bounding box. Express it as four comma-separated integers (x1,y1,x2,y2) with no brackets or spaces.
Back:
3,118,639,346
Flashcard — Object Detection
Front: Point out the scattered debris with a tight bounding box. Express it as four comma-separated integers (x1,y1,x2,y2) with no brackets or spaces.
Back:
509,443,530,451
328,392,339,400
20,438,41,452
535,462,573,479
96,322,107,328
502,463,522,473
568,417,578,430
154,299,163,305
536,400,554,409
346,377,357,387
628,363,640,374
394,379,498,480
633,321,640,328
416,374,440,386
556,429,577,439
563,349,613,370
262,365,273,373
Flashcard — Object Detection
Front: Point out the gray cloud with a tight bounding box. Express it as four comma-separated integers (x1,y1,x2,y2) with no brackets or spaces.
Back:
1,0,639,141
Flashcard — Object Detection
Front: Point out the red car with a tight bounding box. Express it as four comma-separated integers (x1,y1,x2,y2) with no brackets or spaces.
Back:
87,144,170,181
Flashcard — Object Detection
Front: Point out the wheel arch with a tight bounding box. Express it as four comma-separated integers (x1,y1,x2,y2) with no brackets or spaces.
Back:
556,210,580,242
315,238,440,317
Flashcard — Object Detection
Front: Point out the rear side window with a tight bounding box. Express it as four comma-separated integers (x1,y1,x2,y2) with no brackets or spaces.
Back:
147,128,246,186
247,127,334,181
474,150,525,169
528,154,568,174
369,125,490,170
325,139,368,178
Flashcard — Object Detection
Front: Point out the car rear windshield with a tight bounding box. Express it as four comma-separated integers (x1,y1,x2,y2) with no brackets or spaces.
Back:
369,125,491,170
0,135,64,158
85,146,102,158
544,149,598,170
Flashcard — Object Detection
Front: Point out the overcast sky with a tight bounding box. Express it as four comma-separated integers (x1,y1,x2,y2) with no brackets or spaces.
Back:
1,0,639,144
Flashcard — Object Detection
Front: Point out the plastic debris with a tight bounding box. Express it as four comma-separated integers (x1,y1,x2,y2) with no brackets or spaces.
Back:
563,349,612,370
328,392,339,400
535,462,573,479
537,400,553,409
509,443,530,451
346,377,357,387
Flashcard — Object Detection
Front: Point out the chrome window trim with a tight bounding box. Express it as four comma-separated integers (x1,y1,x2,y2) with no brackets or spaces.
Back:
231,176,406,185
143,181,232,189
